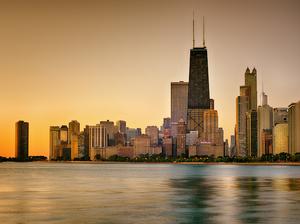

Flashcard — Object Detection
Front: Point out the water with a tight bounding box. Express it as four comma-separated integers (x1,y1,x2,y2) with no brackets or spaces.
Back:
0,163,300,224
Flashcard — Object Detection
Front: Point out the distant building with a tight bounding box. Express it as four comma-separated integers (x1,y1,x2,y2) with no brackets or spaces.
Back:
171,81,188,137
145,126,159,146
68,120,80,144
89,124,108,160
236,95,249,157
126,128,139,145
176,119,186,156
245,68,257,110
114,132,126,146
288,101,300,154
163,137,173,157
273,123,288,154
116,120,126,134
49,126,60,160
60,125,68,143
100,120,116,146
257,92,273,156
171,81,188,124
78,131,85,159
83,125,90,159
186,131,198,146
15,120,29,161
134,134,150,156
273,108,288,126
261,129,273,155
187,47,210,134
246,110,258,157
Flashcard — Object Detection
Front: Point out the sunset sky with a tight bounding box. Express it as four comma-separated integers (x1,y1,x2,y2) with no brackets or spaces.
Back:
0,0,300,157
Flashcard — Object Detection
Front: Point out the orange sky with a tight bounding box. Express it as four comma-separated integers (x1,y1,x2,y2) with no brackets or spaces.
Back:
0,0,300,157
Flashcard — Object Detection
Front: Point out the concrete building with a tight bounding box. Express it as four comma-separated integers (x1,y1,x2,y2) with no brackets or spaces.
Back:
261,129,273,155
202,109,220,144
78,131,85,159
68,120,80,144
244,68,257,110
89,124,108,160
236,95,249,157
114,132,126,146
83,125,90,159
176,119,186,156
273,123,288,154
126,128,139,145
257,92,273,157
171,81,188,124
288,101,300,154
134,134,150,156
273,108,288,126
145,126,159,146
15,120,29,161
70,134,79,160
60,125,68,143
163,137,173,157
246,110,258,157
186,131,198,146
116,120,126,134
49,126,60,160
100,120,116,146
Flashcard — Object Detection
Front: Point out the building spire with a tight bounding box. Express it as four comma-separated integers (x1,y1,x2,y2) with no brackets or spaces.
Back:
203,16,206,47
193,11,195,48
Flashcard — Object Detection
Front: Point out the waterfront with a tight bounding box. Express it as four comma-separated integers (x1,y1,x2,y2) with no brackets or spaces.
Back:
0,163,300,223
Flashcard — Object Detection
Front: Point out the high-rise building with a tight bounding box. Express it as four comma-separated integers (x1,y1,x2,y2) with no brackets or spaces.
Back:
176,118,186,156
288,101,300,154
245,68,257,110
68,120,80,160
49,126,60,160
78,131,85,159
261,129,273,155
273,108,288,126
202,109,219,144
134,134,150,156
273,123,288,154
246,110,258,157
236,95,249,157
15,121,29,161
163,117,171,130
257,92,273,156
89,124,107,160
187,46,210,134
116,120,126,134
60,125,68,143
145,126,159,146
100,120,116,146
68,120,80,144
171,81,188,136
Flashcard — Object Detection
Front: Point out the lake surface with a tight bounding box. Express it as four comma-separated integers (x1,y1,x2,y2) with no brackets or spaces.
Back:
0,163,300,224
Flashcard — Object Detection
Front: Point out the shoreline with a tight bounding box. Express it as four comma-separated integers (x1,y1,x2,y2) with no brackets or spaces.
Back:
8,160,300,166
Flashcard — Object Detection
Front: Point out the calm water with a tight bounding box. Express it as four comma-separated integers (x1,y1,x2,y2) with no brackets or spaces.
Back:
0,163,300,224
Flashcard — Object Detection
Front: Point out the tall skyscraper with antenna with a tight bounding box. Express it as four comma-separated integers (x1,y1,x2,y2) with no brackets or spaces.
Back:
187,16,210,135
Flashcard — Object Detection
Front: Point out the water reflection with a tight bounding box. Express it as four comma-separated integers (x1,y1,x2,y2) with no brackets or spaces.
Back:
169,176,300,224
1,163,300,224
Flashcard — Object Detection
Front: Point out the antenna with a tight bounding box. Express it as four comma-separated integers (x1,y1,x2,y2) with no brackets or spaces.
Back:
193,11,195,48
203,16,206,47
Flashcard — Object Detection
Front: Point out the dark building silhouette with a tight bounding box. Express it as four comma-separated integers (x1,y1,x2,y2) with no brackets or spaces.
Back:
15,120,29,161
187,47,210,134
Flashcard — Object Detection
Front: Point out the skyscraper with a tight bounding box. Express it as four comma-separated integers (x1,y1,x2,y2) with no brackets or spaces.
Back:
49,126,60,160
288,101,300,154
145,126,159,146
246,110,258,156
89,124,107,160
116,120,126,134
187,18,210,134
257,92,273,156
15,120,29,161
245,68,257,110
68,120,80,144
273,108,288,126
236,95,249,157
273,123,288,154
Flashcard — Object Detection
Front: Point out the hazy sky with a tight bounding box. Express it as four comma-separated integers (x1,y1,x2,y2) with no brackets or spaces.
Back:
0,0,299,157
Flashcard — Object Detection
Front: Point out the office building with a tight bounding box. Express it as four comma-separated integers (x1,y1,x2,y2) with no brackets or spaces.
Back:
15,120,29,161
116,120,126,134
273,108,288,126
257,92,273,156
288,101,300,154
89,124,107,160
176,119,186,156
273,123,288,154
49,126,60,160
145,126,159,146
100,120,116,146
246,110,258,157
236,95,249,157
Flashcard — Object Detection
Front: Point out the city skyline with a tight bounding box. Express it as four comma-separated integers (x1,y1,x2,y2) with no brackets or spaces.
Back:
1,0,300,157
